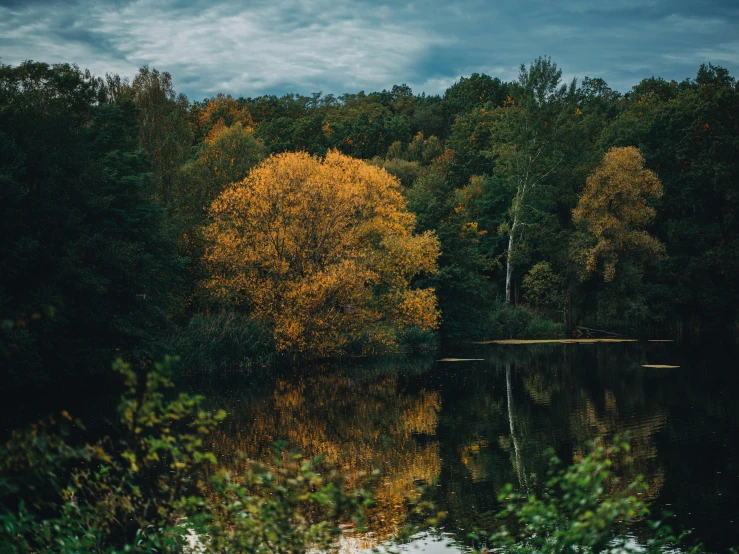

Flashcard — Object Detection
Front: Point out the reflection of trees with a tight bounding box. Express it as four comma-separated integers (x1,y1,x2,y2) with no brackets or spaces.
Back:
426,343,671,546
506,363,528,492
566,345,668,503
569,388,667,502
186,342,737,552
207,369,441,544
522,368,565,406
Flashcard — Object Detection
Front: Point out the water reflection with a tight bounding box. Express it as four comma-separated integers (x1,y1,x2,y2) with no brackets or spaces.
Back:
201,358,441,547
185,341,739,552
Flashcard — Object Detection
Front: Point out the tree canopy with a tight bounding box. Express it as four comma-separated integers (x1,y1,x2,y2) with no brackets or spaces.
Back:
0,62,182,383
203,150,440,356
573,146,665,282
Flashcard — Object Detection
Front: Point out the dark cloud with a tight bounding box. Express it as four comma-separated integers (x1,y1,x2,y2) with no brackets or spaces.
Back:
1,0,737,100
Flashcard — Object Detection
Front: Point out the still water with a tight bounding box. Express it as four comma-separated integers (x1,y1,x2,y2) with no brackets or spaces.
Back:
182,341,739,552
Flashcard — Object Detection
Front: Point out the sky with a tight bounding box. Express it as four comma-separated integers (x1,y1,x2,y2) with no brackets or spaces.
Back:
1,0,738,101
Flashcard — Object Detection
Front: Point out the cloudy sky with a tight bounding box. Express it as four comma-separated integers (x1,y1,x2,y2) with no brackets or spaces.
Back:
1,0,738,100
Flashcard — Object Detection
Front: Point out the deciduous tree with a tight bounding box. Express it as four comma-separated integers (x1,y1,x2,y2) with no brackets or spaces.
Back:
191,93,254,142
203,151,440,356
132,66,192,205
491,57,578,304
572,146,665,282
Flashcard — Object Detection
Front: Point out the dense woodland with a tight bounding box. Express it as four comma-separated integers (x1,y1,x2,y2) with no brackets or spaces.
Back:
2,57,739,385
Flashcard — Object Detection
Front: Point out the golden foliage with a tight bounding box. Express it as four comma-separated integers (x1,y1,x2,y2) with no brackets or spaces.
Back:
207,371,441,544
573,146,665,281
203,150,440,356
194,93,254,141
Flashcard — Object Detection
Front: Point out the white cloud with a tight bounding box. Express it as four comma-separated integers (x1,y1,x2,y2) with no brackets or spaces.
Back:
1,0,738,98
664,41,739,66
36,0,450,97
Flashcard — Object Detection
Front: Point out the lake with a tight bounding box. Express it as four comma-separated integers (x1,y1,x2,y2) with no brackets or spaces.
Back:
182,340,739,552
4,340,738,552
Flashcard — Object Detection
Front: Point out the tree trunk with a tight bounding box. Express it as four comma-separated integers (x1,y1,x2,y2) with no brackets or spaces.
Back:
505,215,517,305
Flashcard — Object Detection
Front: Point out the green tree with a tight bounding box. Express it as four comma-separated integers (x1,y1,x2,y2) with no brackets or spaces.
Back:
131,66,192,206
443,73,509,120
407,159,497,338
174,122,267,228
490,57,579,304
0,62,182,384
447,102,500,184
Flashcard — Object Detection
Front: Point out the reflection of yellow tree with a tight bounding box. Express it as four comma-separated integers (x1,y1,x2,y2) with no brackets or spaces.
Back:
570,389,666,502
208,371,441,545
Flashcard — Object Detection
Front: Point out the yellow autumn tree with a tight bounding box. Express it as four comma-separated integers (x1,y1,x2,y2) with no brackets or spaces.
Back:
192,93,254,142
203,150,440,356
573,146,665,282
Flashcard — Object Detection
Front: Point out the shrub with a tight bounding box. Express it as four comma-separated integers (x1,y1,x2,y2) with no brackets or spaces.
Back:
368,156,422,188
487,300,565,339
167,311,273,372
522,261,561,308
398,325,438,352
471,437,701,553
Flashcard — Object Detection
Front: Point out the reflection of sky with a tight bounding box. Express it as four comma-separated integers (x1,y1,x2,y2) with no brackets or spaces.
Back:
362,533,666,554
347,531,463,554
1,0,737,100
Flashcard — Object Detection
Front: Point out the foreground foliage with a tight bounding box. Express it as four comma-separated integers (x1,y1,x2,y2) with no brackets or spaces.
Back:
472,437,703,553
0,358,372,553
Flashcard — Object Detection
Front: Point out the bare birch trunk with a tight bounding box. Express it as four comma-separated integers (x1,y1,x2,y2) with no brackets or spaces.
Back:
505,233,514,305
505,213,518,305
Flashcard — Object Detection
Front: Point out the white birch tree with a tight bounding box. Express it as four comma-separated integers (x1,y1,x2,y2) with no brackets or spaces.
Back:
491,57,577,304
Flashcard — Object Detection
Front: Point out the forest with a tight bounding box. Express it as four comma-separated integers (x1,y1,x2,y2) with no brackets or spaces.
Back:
2,56,739,553
2,56,738,385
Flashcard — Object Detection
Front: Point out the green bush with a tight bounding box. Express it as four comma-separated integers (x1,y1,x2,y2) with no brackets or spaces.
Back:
0,357,372,553
471,437,703,554
522,262,561,309
397,325,438,352
368,156,423,188
486,300,565,339
167,311,274,372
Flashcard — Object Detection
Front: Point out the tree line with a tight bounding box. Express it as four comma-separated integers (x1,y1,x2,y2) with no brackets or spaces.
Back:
1,57,738,383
